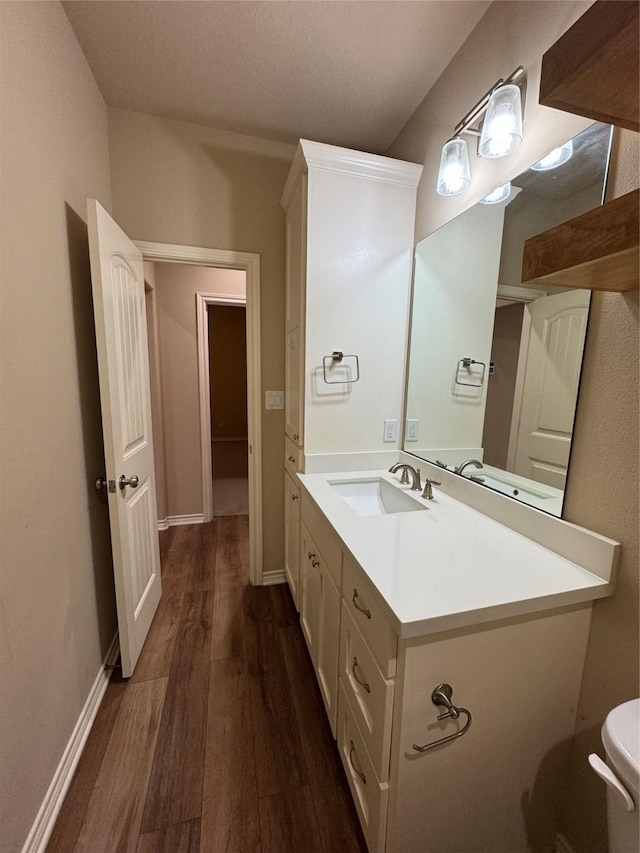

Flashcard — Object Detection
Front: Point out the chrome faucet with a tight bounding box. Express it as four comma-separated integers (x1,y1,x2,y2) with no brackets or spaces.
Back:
389,463,422,491
455,459,483,476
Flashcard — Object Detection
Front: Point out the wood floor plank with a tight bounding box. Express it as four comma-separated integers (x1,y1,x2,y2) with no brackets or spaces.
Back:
280,623,366,853
258,786,324,853
244,586,309,798
130,576,186,684
46,676,128,853
140,591,214,832
136,818,200,853
188,520,218,591
237,514,250,585
200,656,260,853
74,678,167,853
269,582,298,628
161,524,200,588
158,526,177,556
211,517,245,660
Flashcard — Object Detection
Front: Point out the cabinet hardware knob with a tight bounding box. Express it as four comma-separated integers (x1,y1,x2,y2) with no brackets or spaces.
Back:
352,589,371,619
293,433,299,441
352,657,371,693
308,552,316,559
312,559,320,568
348,740,367,784
292,494,298,501
288,455,295,462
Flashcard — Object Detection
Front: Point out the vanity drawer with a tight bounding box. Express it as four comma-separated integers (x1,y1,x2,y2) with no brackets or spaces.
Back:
343,553,397,679
339,602,395,782
337,683,388,853
301,492,342,589
284,436,301,477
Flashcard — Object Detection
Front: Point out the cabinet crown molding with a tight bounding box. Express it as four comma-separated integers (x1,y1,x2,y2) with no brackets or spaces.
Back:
281,139,423,210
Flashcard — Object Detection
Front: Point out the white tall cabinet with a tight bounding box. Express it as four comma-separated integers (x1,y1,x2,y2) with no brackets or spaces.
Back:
281,140,422,613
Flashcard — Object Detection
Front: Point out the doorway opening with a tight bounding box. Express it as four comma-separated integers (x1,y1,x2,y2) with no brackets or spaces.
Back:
138,241,262,585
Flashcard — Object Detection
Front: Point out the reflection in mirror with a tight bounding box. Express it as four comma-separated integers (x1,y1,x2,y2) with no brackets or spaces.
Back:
404,122,612,517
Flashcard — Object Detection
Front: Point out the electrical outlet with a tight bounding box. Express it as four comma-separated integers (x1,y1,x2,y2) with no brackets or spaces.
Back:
383,419,397,442
406,419,419,442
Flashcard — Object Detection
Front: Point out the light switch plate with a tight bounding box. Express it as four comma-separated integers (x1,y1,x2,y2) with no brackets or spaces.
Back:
265,390,284,410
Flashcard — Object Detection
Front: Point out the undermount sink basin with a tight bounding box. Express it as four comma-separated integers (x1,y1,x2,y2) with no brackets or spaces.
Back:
329,477,426,517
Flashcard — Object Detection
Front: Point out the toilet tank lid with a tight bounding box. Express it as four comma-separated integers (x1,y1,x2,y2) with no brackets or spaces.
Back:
602,698,640,793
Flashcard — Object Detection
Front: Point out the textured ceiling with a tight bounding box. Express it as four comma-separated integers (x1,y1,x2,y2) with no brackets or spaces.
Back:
63,0,490,154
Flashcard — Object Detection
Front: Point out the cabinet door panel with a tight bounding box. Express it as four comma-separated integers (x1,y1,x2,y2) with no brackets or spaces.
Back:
316,567,341,736
299,524,319,659
284,470,301,610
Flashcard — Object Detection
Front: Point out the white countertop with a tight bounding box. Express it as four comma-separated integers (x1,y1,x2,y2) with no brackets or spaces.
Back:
298,469,613,638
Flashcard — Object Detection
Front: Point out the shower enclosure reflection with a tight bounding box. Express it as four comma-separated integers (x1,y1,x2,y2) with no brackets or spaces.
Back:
404,122,612,516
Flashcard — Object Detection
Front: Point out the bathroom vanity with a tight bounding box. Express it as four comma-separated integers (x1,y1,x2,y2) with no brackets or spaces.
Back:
280,115,622,852
294,469,617,853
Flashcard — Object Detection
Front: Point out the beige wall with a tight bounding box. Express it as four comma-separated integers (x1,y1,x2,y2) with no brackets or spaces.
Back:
152,263,246,519
388,3,639,850
108,110,293,571
209,305,248,439
0,3,114,851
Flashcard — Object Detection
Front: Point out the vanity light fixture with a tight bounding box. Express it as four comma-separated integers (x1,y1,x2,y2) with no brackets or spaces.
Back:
530,139,573,171
479,181,511,204
436,137,471,196
436,66,525,196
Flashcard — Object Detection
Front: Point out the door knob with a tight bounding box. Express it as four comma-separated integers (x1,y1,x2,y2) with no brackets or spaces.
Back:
119,474,140,490
95,477,107,490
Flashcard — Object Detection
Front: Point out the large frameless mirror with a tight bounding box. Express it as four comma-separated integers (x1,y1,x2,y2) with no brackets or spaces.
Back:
403,122,613,517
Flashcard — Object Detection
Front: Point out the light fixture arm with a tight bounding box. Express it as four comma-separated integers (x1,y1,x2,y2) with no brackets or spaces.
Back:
454,65,525,139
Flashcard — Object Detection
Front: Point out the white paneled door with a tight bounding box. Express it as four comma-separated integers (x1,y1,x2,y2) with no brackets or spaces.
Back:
88,199,162,677
513,289,590,490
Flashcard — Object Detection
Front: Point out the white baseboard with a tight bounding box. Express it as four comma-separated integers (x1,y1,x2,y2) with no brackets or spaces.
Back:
21,633,120,853
262,570,286,586
158,514,204,530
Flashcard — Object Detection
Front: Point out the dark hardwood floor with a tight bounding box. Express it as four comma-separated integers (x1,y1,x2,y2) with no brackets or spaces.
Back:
47,517,366,853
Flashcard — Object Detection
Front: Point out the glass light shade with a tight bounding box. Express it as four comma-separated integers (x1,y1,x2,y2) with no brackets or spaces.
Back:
530,139,573,171
479,84,523,159
479,181,511,204
437,137,471,196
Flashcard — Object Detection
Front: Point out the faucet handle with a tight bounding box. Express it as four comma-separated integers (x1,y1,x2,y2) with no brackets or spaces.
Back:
422,478,441,500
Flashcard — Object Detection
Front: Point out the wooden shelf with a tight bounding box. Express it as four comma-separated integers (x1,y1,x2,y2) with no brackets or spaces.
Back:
521,189,639,293
539,0,639,132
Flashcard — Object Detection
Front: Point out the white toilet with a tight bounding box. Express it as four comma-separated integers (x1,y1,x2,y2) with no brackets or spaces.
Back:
589,698,640,852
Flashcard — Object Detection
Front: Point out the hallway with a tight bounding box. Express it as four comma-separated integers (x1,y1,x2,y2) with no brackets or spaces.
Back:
47,518,365,852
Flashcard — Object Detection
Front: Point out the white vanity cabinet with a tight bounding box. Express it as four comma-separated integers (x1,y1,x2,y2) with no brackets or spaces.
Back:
294,473,616,853
280,140,422,462
299,495,343,735
338,551,593,853
281,142,422,605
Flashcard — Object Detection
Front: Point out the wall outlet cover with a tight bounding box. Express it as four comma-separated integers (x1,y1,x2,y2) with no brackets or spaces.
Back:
406,419,419,441
383,419,398,442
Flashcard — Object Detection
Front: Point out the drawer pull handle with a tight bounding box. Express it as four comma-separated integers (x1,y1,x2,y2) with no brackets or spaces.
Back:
348,740,367,785
413,683,473,753
292,494,298,501
352,657,371,693
352,589,371,619
288,455,295,463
